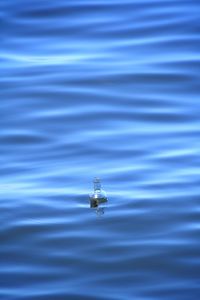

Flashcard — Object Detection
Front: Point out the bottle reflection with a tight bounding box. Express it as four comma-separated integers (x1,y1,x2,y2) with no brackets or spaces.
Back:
90,198,107,216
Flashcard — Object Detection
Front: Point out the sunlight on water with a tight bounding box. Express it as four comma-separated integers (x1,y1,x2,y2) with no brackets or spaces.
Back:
2,53,96,65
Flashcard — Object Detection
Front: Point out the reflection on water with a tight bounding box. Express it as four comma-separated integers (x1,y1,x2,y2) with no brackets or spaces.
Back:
89,197,108,216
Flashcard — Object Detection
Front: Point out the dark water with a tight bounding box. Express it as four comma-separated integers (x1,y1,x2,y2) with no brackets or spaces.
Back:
1,0,200,299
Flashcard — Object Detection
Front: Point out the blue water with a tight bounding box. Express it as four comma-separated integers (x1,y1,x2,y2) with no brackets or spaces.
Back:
1,0,200,299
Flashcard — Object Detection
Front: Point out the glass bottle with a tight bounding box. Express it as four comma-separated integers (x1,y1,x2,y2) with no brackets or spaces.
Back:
89,177,107,202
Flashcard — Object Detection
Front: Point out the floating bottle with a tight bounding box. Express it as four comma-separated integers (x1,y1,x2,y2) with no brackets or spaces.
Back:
89,177,107,204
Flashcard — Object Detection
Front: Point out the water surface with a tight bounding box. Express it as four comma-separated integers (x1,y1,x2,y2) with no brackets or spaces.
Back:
1,0,200,299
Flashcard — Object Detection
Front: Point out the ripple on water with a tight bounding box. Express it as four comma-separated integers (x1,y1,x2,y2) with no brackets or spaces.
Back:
1,0,200,299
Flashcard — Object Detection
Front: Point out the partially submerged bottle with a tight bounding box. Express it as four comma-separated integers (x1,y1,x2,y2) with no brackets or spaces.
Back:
89,177,107,204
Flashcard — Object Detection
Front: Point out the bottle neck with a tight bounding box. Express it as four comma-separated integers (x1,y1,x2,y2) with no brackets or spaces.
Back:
94,178,101,191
